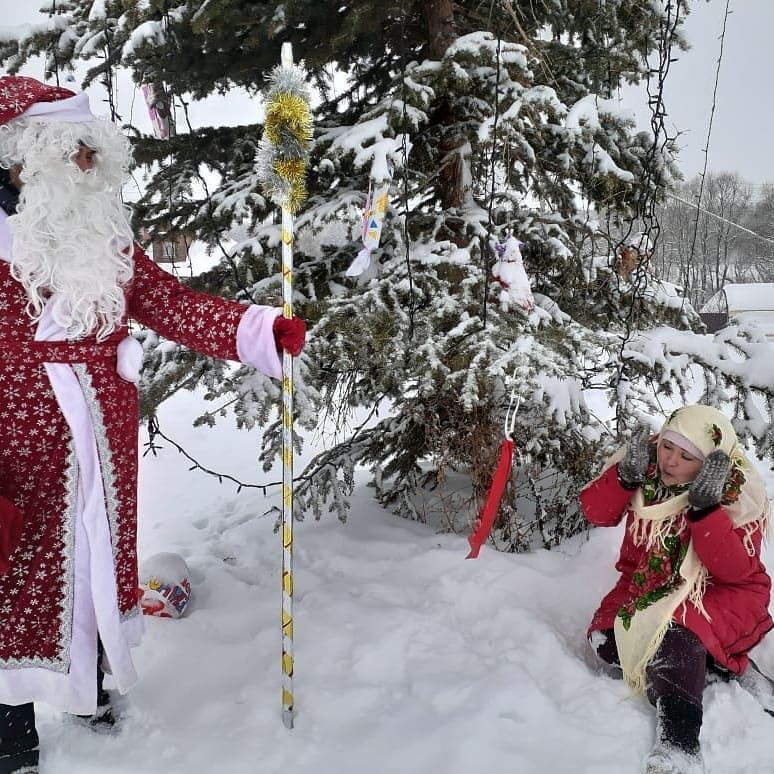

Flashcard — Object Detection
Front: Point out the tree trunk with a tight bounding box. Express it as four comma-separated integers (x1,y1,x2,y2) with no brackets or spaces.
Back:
421,1,464,211
422,0,455,59
438,137,467,210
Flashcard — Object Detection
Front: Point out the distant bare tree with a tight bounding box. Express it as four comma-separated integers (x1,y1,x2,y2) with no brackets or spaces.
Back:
736,184,774,282
653,172,754,308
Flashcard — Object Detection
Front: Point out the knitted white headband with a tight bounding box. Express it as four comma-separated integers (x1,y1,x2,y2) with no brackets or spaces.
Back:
660,429,705,461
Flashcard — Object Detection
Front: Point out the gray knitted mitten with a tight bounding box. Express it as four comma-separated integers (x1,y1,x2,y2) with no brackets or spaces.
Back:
688,450,732,510
618,425,651,488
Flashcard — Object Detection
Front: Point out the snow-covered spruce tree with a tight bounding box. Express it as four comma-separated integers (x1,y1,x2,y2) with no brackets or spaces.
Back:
4,2,773,549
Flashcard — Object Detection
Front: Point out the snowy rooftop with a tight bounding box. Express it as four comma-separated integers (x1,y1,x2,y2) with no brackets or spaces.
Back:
701,283,774,314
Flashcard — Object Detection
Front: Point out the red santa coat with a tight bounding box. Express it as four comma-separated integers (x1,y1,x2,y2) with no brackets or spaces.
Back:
0,229,282,712
582,464,773,674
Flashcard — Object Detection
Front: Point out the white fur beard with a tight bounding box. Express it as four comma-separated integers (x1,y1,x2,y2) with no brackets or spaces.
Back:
7,122,135,341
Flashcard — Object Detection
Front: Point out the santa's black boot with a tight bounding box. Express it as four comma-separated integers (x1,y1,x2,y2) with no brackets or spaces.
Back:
0,703,39,774
643,694,705,774
74,679,118,733
0,754,38,774
73,652,118,734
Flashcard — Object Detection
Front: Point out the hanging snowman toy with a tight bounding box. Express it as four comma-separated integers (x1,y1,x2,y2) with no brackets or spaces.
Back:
491,235,535,312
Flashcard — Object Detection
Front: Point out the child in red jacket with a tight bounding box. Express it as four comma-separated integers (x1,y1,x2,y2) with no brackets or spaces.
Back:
581,404,772,774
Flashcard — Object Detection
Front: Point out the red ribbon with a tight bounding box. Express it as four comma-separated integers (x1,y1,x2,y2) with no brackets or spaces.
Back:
466,438,514,558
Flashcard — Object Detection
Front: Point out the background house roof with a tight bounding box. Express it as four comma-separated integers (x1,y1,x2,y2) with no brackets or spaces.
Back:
701,283,774,314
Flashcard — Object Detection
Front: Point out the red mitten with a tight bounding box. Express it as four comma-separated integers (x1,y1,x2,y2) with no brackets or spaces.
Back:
0,496,23,576
273,315,307,357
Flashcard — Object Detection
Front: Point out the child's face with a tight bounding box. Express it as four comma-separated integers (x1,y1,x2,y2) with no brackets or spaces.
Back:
657,438,703,485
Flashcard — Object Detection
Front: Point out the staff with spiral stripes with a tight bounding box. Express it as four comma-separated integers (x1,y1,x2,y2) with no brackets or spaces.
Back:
256,41,313,729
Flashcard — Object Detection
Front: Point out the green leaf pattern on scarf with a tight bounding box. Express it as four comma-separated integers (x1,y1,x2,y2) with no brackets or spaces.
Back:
617,469,691,631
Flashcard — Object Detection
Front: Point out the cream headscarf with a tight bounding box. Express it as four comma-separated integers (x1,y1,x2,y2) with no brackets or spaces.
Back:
605,405,769,694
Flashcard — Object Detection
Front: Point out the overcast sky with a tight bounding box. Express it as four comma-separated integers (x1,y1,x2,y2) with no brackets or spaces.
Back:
633,0,774,186
1,1,772,184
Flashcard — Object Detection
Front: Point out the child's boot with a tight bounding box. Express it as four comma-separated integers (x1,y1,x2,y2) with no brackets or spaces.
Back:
643,694,705,774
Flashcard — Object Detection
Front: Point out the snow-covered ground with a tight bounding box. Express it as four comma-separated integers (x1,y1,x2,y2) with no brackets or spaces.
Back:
32,388,774,773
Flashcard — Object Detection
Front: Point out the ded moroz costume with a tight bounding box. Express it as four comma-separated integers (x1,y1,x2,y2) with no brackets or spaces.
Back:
0,75,305,771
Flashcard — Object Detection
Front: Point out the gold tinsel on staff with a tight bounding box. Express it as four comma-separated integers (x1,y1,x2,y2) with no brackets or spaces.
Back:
256,62,313,214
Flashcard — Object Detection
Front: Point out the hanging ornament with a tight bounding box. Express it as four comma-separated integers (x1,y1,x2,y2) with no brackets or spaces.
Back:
616,231,653,280
255,62,313,214
141,82,172,140
491,235,535,311
466,438,514,558
346,166,393,277
466,395,520,559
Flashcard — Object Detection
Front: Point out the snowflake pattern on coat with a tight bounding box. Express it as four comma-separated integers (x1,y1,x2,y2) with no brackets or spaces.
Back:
0,245,249,669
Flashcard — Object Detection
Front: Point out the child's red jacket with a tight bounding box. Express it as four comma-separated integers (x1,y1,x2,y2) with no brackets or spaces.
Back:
581,464,773,674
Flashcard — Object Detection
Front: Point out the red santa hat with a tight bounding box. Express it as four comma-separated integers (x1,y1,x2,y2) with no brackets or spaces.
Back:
0,75,95,125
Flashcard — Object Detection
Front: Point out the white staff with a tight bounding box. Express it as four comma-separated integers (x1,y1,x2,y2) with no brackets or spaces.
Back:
256,41,312,729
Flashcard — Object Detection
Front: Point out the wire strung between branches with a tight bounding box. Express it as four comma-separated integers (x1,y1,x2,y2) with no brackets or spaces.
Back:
611,0,685,433
399,4,415,341
685,0,732,302
143,414,275,495
666,190,774,247
481,17,502,330
142,395,384,503
49,1,60,86
102,21,118,123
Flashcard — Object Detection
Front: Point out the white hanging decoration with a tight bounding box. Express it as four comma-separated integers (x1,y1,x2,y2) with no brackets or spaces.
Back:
491,235,535,311
346,168,393,277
